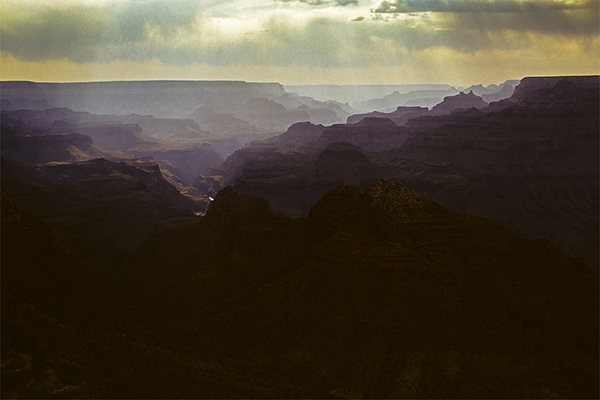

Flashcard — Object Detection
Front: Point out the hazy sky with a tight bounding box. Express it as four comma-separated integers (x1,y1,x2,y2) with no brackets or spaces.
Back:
1,0,598,85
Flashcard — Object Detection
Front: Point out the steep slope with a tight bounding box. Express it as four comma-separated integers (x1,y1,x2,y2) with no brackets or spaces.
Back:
1,106,227,187
390,79,599,267
228,97,310,132
189,106,269,142
123,181,598,398
138,144,224,185
1,133,107,163
74,123,224,185
1,158,207,276
346,92,489,125
346,106,429,124
194,122,328,195
76,124,151,151
198,76,599,268
194,118,414,212
358,88,460,112
233,143,384,217
430,91,488,115
0,80,286,118
313,118,413,152
486,75,598,112
1,193,322,399
194,117,414,202
0,97,54,110
271,92,352,122
481,84,514,103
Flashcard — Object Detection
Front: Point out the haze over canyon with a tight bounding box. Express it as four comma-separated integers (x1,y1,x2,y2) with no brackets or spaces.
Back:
1,74,598,399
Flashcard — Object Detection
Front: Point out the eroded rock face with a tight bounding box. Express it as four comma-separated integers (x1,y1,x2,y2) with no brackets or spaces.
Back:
430,91,488,115
2,190,316,399
1,133,105,163
1,158,205,276
233,143,381,218
313,118,413,152
194,122,328,196
257,121,328,148
1,106,229,190
194,117,416,201
346,106,429,124
0,80,287,118
391,78,599,268
76,124,146,152
1,97,54,111
486,75,599,112
122,181,598,399
198,77,599,269
358,87,460,112
482,83,514,103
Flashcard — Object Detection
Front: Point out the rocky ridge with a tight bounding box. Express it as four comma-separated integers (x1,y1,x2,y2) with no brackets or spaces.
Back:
390,78,599,267
1,157,206,276
121,181,598,398
1,133,106,164
430,91,488,115
346,106,429,125
195,76,599,268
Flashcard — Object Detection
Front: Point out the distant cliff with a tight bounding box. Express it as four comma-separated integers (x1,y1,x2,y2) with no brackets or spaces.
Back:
346,106,429,124
1,133,105,163
430,91,488,115
0,80,287,118
486,75,599,111
195,76,599,269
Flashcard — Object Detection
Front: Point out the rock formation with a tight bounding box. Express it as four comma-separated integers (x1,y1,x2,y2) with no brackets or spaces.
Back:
358,87,460,111
1,157,206,276
481,83,514,103
346,106,429,124
1,133,106,163
430,91,488,115
121,181,598,398
195,76,599,269
1,106,227,187
0,80,287,118
390,78,600,268
1,76,598,398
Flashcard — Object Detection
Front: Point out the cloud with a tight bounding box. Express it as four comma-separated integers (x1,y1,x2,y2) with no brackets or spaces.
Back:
371,0,593,14
0,0,207,63
367,0,599,40
0,0,597,79
276,0,358,5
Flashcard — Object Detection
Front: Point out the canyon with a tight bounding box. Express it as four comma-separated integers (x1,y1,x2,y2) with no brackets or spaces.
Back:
1,76,598,399
197,76,599,269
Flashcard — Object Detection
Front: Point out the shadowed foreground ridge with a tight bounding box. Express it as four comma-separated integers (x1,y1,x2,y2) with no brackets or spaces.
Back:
120,180,598,399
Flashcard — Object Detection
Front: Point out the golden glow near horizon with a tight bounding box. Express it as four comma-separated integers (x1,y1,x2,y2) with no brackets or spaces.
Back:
1,0,598,86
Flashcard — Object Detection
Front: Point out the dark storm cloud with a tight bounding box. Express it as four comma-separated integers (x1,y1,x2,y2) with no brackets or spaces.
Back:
369,0,599,41
0,4,106,62
277,0,358,6
1,0,597,69
371,0,594,14
113,1,200,42
0,0,203,63
444,6,600,37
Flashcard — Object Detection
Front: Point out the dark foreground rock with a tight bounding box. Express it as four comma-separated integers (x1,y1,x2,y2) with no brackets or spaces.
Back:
121,181,598,398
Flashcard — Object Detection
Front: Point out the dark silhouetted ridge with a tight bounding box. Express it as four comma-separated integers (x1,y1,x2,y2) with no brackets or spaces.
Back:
121,180,597,398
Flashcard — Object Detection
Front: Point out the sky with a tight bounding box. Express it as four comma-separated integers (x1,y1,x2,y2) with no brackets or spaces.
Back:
1,0,598,86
